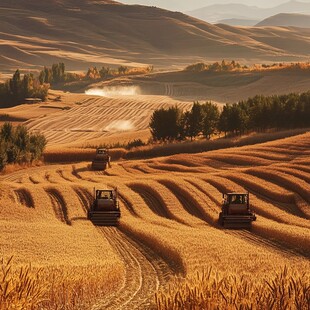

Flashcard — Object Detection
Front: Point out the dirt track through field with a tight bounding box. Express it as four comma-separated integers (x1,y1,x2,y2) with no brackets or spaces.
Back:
93,227,173,310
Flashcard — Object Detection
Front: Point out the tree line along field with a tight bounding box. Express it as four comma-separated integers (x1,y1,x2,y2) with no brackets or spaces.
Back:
0,131,309,309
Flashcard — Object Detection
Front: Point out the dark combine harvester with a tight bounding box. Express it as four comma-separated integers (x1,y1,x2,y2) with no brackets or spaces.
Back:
219,193,256,229
91,148,111,171
88,189,121,226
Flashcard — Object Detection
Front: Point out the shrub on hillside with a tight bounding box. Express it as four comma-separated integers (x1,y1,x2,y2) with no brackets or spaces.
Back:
0,123,46,170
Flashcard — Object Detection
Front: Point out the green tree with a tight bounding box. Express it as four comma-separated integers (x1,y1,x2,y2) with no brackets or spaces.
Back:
29,133,47,160
201,102,220,139
1,122,13,142
150,106,183,141
184,102,204,140
0,123,46,169
0,140,7,170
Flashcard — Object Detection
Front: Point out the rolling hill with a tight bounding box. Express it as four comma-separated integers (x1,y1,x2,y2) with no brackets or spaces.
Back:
1,0,310,72
187,0,310,23
217,18,260,26
257,13,310,27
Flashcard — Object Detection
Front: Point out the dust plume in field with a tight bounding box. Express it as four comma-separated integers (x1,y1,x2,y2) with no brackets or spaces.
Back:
105,120,134,132
5,94,192,148
85,86,141,97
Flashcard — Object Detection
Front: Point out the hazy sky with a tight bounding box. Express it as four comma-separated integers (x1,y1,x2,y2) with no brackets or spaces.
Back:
120,0,310,11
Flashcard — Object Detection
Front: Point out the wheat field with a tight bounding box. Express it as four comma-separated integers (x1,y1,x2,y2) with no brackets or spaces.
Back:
0,126,309,309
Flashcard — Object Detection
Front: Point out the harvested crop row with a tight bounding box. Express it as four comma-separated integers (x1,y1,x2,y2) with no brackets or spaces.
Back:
224,171,295,204
205,153,273,167
45,188,71,225
129,183,173,219
247,169,310,217
205,176,310,255
14,188,34,209
159,179,214,225
272,166,310,185
73,186,92,214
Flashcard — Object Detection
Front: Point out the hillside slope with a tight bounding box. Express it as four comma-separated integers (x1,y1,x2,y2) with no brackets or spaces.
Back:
1,0,310,71
257,13,310,27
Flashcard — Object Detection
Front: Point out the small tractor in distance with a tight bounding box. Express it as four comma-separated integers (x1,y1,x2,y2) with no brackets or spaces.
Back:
219,193,256,229
91,148,111,170
88,189,121,226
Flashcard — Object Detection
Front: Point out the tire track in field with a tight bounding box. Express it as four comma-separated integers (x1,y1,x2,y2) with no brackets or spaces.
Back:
14,189,34,208
93,227,174,310
129,184,171,219
46,188,71,225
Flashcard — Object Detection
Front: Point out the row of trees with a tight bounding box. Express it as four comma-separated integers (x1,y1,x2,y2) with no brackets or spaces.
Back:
185,60,246,72
0,123,46,170
150,102,220,142
184,60,310,73
0,62,154,106
0,70,49,106
85,65,154,80
149,92,310,141
39,63,82,84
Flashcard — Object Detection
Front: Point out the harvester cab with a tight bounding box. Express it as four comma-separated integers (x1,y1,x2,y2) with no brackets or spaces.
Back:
88,189,120,226
219,192,256,229
91,148,111,170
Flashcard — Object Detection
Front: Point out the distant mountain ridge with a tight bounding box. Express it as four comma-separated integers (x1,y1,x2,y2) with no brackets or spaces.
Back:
256,13,310,27
217,18,259,26
187,1,310,23
0,0,310,71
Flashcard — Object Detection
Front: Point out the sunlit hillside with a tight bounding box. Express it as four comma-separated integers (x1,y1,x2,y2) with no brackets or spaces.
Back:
1,0,310,72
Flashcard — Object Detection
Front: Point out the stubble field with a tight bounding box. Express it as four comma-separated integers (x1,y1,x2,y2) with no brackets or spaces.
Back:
0,122,309,308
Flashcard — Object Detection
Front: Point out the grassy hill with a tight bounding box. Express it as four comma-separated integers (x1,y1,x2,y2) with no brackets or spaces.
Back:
1,0,310,72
